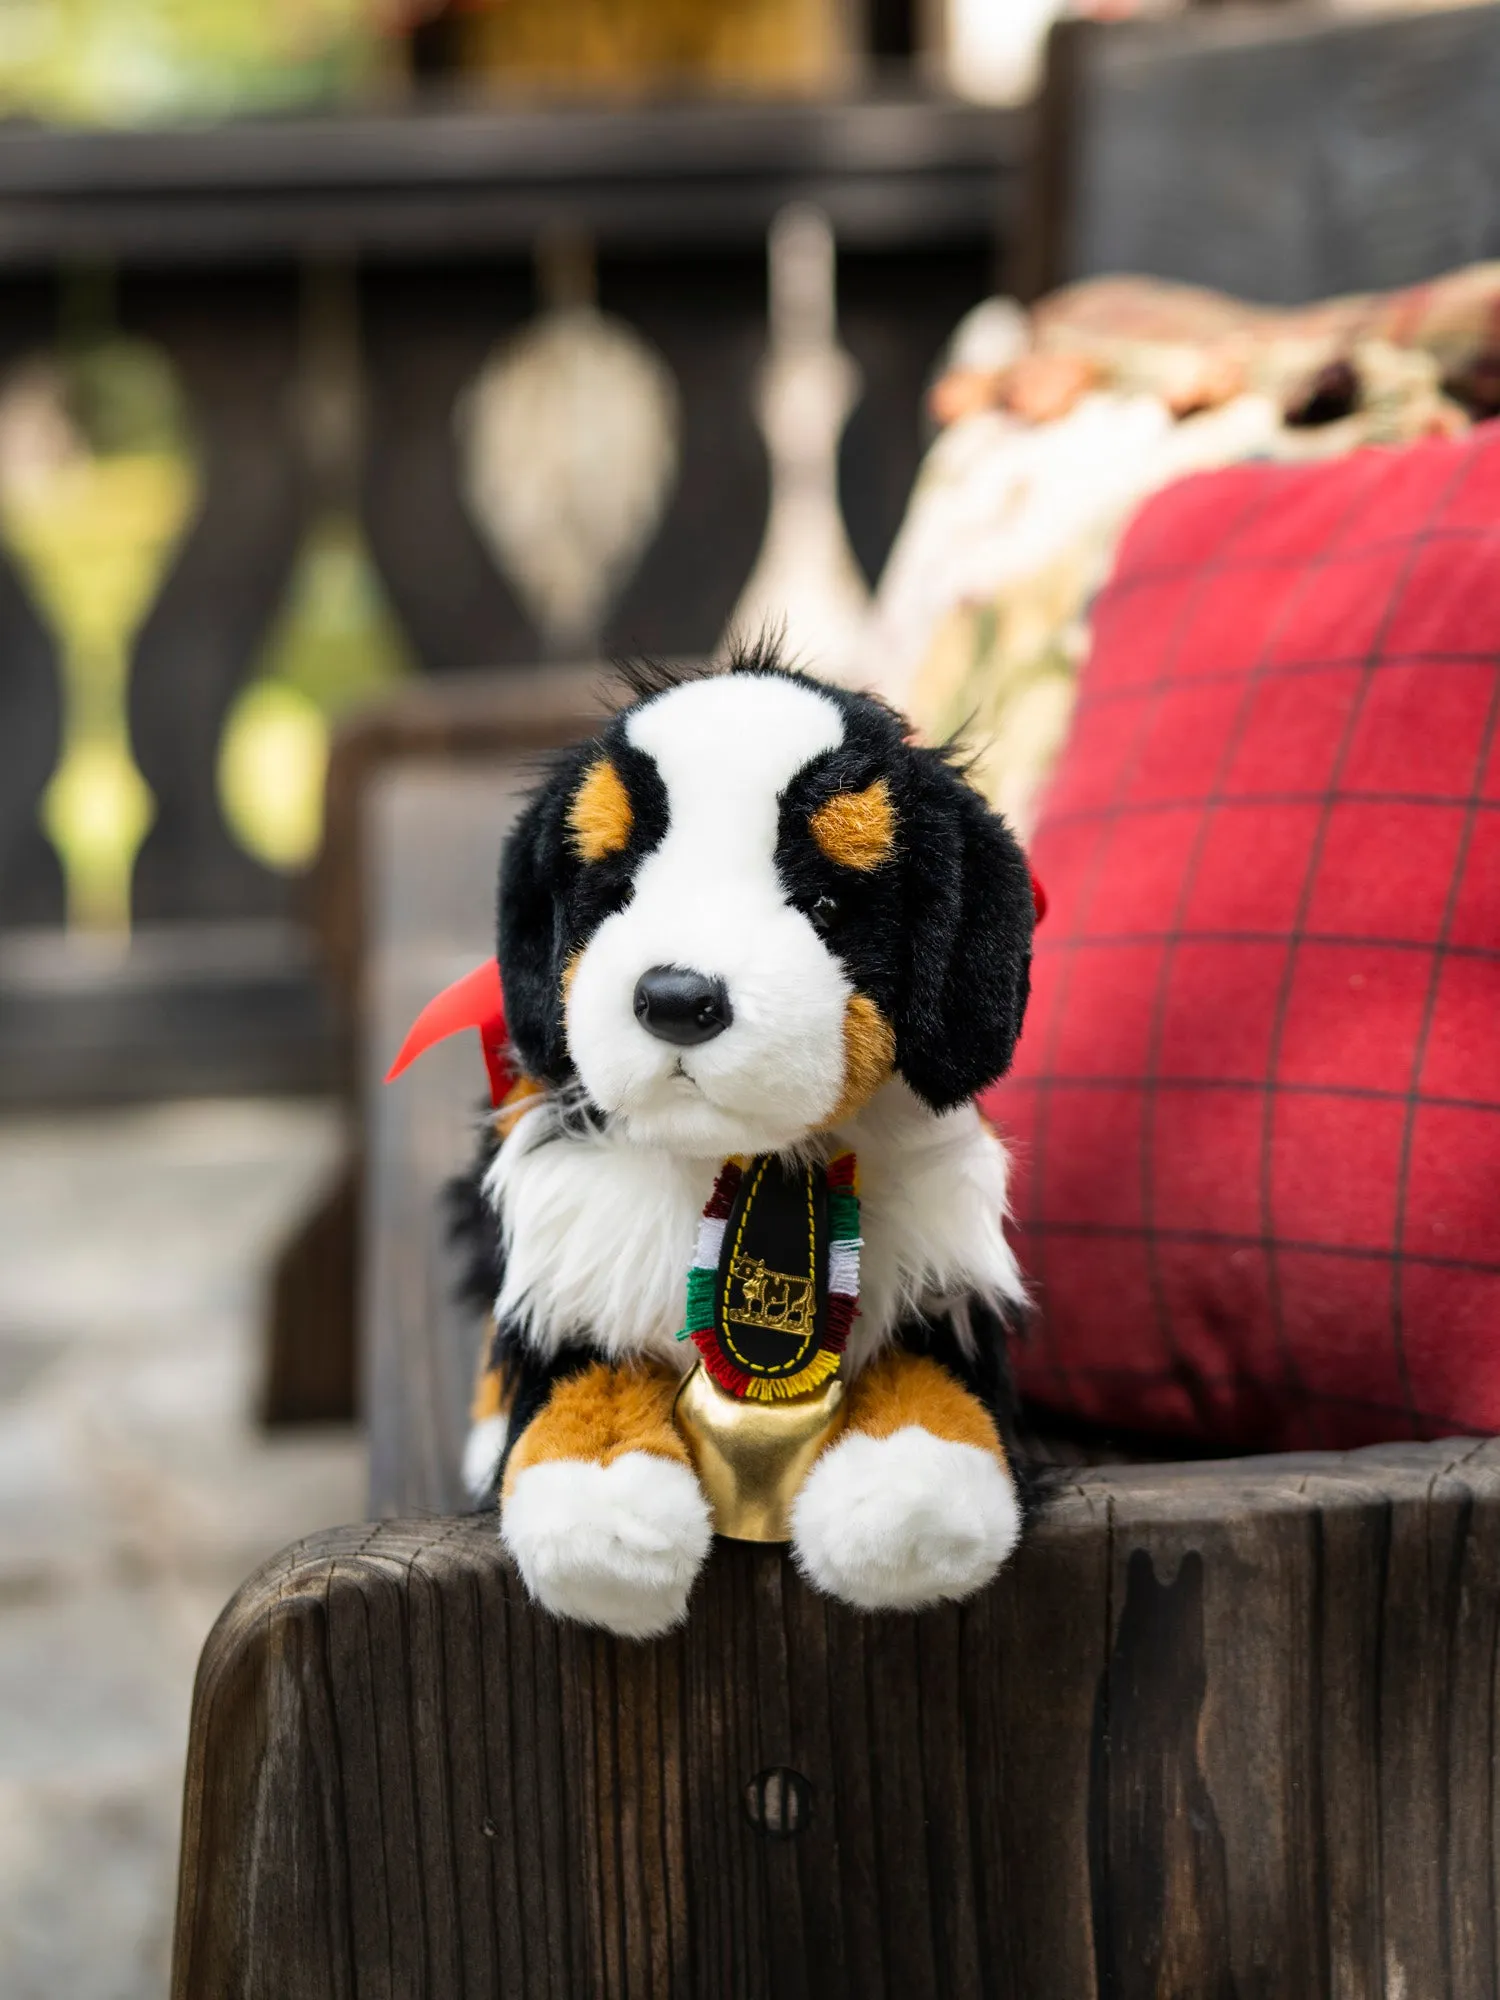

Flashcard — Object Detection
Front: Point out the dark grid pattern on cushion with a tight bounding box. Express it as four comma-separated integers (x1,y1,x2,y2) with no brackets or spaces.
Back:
984,428,1500,1453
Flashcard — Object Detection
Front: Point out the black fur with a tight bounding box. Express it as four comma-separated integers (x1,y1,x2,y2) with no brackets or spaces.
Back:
446,1128,505,1322
450,1116,1040,1513
609,653,715,704
771,675,1034,1110
498,735,669,1084
491,1339,599,1492
446,1125,606,1507
893,1297,1042,1523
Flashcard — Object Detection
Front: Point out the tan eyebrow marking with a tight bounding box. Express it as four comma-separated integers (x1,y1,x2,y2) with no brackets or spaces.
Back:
809,777,895,871
568,757,634,862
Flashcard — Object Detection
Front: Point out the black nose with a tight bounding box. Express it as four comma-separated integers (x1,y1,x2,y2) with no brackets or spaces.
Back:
633,966,732,1046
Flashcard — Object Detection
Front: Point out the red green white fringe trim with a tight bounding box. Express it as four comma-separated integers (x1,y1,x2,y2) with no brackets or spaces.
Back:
677,1153,860,1402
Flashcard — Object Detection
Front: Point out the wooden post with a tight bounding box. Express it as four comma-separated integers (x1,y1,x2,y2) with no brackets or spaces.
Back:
173,1439,1500,1999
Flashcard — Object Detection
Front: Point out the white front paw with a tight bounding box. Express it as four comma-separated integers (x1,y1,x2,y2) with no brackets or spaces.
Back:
790,1426,1021,1612
501,1451,712,1639
462,1412,509,1504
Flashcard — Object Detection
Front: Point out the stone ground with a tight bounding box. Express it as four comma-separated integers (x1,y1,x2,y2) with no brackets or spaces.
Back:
0,1098,366,2000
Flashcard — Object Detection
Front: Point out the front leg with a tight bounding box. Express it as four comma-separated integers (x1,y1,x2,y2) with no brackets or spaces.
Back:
790,1348,1023,1611
500,1360,712,1639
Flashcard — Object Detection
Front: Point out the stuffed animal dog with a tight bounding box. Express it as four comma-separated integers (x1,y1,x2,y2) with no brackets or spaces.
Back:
451,639,1038,1638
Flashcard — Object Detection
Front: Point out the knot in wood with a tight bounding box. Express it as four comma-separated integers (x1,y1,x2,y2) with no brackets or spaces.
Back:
743,1767,813,1841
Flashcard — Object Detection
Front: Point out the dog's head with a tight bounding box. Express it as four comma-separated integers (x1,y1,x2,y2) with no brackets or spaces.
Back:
498,647,1035,1155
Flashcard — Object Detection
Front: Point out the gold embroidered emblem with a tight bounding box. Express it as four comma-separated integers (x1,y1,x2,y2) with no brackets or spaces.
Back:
725,1254,816,1340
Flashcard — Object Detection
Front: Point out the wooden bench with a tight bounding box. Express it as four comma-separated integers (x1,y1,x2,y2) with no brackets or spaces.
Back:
196,10,1500,1976
175,758,1500,1997
174,1449,1500,1998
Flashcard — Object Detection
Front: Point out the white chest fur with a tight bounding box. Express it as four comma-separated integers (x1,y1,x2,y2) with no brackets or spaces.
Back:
484,1080,1027,1367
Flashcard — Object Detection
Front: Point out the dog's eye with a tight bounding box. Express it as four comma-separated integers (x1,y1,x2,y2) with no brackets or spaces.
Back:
808,894,840,938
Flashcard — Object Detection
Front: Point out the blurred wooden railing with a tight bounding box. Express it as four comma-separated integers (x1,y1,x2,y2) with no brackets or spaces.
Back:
0,95,1019,1099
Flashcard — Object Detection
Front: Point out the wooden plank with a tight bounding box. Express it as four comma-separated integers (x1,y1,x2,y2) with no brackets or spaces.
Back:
362,761,551,1516
979,1484,1112,1999
262,1154,358,1423
0,97,1021,270
1095,1471,1319,1995
172,1528,364,2000
0,918,338,1107
0,272,64,929
174,1443,1500,1997
1026,2,1500,305
317,665,609,1019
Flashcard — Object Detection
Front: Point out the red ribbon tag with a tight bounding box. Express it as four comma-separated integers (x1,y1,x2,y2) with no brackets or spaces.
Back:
1030,871,1047,924
384,958,512,1107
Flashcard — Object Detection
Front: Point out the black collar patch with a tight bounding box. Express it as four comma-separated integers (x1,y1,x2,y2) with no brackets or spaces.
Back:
679,1151,859,1402
716,1156,828,1383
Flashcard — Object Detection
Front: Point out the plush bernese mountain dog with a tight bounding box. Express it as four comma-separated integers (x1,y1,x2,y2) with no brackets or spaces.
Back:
450,638,1037,1639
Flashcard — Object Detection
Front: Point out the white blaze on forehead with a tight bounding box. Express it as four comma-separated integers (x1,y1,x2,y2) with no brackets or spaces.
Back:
625,674,845,863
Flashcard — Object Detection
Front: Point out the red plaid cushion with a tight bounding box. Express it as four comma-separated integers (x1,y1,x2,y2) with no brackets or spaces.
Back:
986,427,1500,1452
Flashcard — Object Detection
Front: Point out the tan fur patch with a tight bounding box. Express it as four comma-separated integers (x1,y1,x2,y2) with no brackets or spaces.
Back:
495,1072,548,1140
502,1360,690,1500
470,1364,506,1425
844,1350,1004,1460
561,947,581,1012
827,992,896,1125
568,757,633,862
809,778,895,871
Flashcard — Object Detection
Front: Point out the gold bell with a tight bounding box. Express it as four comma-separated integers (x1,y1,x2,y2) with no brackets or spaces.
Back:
673,1361,846,1543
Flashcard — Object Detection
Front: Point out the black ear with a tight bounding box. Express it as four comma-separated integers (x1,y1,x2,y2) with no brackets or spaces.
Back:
496,745,591,1085
893,749,1034,1111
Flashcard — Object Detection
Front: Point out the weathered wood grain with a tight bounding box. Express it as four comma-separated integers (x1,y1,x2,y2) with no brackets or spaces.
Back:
362,762,557,1515
174,1442,1500,1999
1021,2,1500,305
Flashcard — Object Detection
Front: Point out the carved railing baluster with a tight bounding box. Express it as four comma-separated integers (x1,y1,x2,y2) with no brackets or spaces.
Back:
0,102,1014,1105
458,230,683,662
0,101,1013,955
124,270,306,923
726,205,870,677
